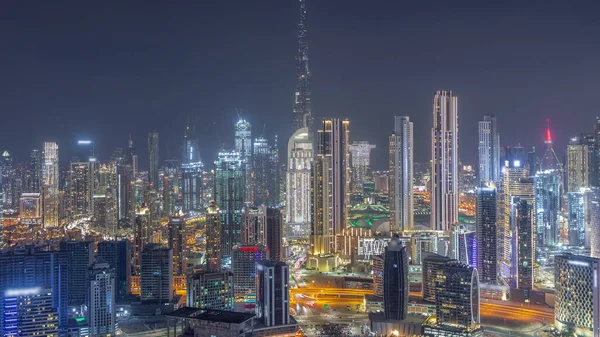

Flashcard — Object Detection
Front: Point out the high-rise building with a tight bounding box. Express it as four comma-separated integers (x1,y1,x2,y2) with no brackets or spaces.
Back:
266,208,283,261
0,249,68,336
42,142,59,227
541,120,563,172
554,254,600,337
567,191,586,247
285,127,313,239
97,240,131,302
383,236,409,320
24,149,41,193
476,186,497,284
168,216,185,276
181,125,203,213
292,0,312,130
1,151,15,210
256,261,290,327
19,193,42,221
148,132,159,189
567,136,590,192
253,137,270,206
60,241,94,306
349,141,376,194
583,133,598,187
128,135,138,177
373,255,384,297
206,201,222,272
478,114,500,184
87,262,116,337
311,118,350,256
589,188,600,259
431,91,459,231
422,253,455,303
389,116,413,231
242,205,266,245
69,162,94,216
140,244,172,304
3,287,59,337
232,245,268,300
214,151,245,257
535,169,562,248
164,159,180,215
187,271,234,311
234,118,252,202
511,198,534,294
451,224,476,266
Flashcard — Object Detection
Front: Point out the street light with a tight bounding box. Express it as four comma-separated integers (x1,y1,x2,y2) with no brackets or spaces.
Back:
392,330,399,336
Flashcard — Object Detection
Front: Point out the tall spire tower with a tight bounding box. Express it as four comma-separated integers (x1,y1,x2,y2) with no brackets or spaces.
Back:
292,0,312,131
541,119,563,171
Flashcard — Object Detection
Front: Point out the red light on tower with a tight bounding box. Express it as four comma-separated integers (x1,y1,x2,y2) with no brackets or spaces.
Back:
545,118,552,144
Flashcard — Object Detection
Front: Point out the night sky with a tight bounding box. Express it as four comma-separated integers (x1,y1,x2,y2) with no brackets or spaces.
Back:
2,1,600,170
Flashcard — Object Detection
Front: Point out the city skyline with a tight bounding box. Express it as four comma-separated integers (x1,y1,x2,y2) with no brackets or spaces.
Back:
3,1,600,168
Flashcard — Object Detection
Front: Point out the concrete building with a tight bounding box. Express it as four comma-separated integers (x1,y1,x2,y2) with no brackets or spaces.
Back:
3,287,59,337
232,245,268,300
88,262,116,337
140,244,172,304
285,127,313,239
187,271,234,311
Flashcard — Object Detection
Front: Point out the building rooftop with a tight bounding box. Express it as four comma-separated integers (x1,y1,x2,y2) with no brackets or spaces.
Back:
167,307,255,324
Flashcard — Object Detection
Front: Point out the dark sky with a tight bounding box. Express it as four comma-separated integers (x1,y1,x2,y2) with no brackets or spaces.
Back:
2,1,600,170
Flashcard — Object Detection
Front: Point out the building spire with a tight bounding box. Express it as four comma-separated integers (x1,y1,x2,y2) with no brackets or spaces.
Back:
292,0,312,131
541,118,563,171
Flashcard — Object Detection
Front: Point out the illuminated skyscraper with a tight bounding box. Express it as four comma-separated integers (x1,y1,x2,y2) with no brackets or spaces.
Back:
535,169,562,248
206,201,222,272
349,141,376,194
567,136,590,192
475,185,497,284
128,135,138,177
389,116,413,231
256,261,290,327
97,240,131,302
451,224,476,266
140,244,172,304
69,161,94,216
168,216,185,276
478,114,500,184
24,149,41,193
422,253,455,303
214,151,245,257
383,236,409,320
3,288,58,337
242,205,266,245
182,124,203,212
554,254,600,337
286,127,313,239
187,271,234,311
567,191,586,247
235,118,252,164
311,119,350,255
0,151,15,210
431,91,459,231
60,241,94,306
292,0,312,130
88,262,116,337
148,131,159,189
232,244,268,300
163,159,180,215
253,136,278,207
541,119,563,172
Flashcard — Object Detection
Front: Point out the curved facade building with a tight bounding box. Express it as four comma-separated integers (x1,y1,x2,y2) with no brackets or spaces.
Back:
383,236,409,320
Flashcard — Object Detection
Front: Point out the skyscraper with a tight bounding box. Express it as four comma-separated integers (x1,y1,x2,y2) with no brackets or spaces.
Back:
389,116,413,231
349,141,376,194
511,198,534,295
24,149,41,193
97,240,131,302
422,253,455,303
1,151,15,210
234,118,252,202
476,185,497,284
182,124,203,213
242,205,266,245
168,216,185,276
187,271,234,311
535,169,562,248
128,134,138,177
478,114,500,184
286,127,313,239
253,137,270,206
256,261,290,327
554,254,600,337
383,236,409,320
87,262,116,337
292,0,312,131
232,244,268,300
206,201,222,272
42,142,59,228
311,118,350,256
266,208,283,261
140,244,173,304
214,151,245,257
431,91,459,231
60,241,94,306
567,191,586,247
148,131,159,189
567,136,590,192
69,161,94,216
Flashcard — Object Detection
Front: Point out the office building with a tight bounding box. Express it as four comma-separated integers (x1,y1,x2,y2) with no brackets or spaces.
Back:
214,151,245,257
285,127,313,239
311,118,350,256
69,161,94,216
431,91,459,231
242,205,266,245
256,261,290,327
476,185,497,284
168,216,185,276
422,253,455,303
3,287,58,337
383,236,409,320
451,224,476,266
478,114,500,184
567,191,586,247
181,162,203,213
266,208,283,261
567,136,590,192
0,249,68,336
554,254,600,337
349,141,376,194
535,169,562,248
140,244,173,304
187,271,234,311
389,116,414,231
511,198,534,294
1,151,15,210
87,262,116,337
42,142,60,227
97,240,131,302
148,132,159,189
373,255,384,297
253,136,271,206
435,262,480,329
206,201,222,272
60,241,94,306
24,149,41,193
232,245,268,300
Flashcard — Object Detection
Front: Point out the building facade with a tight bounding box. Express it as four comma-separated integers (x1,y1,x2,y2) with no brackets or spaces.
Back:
389,116,413,231
256,261,290,327
476,186,497,284
478,114,500,184
383,236,409,320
